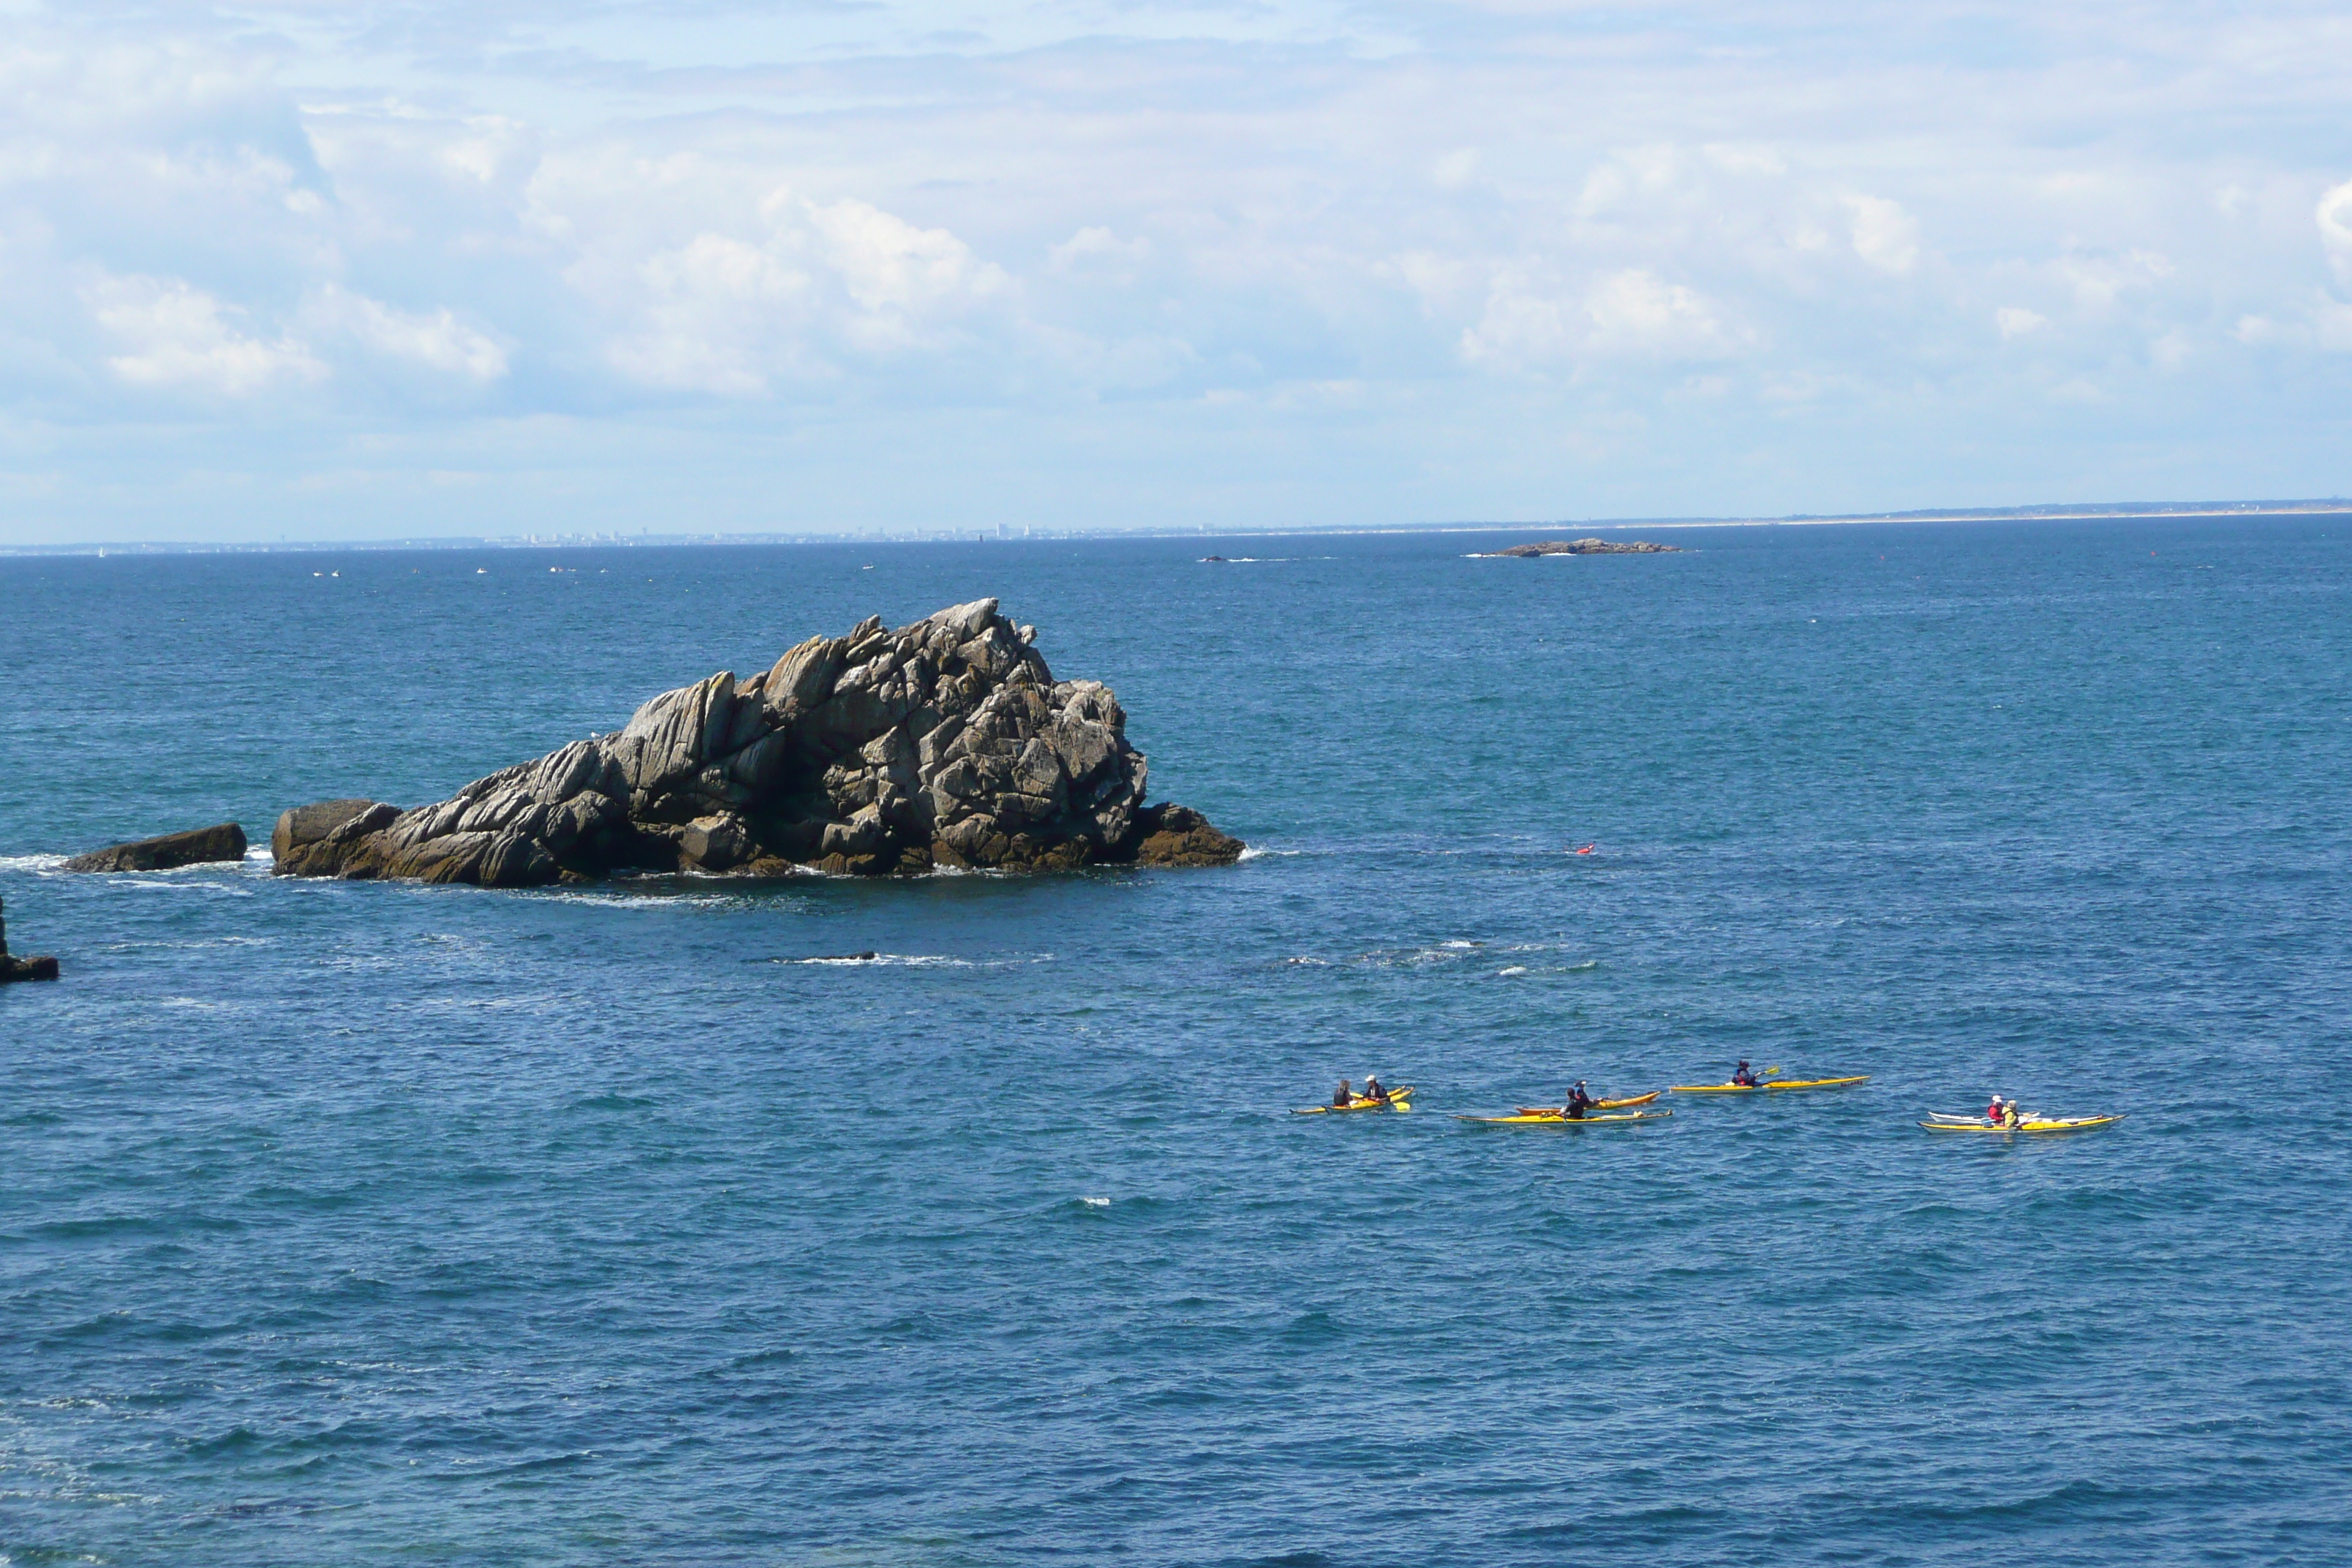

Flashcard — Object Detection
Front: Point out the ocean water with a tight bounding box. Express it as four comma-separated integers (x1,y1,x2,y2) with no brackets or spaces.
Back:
2,518,2348,1566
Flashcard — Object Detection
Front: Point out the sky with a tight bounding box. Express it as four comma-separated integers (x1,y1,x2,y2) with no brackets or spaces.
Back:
1,0,2349,545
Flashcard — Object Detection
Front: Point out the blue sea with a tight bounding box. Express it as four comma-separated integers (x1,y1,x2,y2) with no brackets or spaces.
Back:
3,518,2348,1566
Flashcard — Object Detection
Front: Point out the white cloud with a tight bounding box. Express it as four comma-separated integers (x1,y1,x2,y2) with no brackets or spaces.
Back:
1844,195,1920,276
1997,306,2047,339
807,198,1008,347
305,285,507,380
1432,148,1480,190
2316,295,2352,353
2319,179,2352,284
1703,144,1785,177
2232,299,2352,353
1584,270,1744,356
1051,227,1152,273
1463,268,1746,366
534,162,1011,395
616,232,821,395
80,274,324,394
2055,249,2174,309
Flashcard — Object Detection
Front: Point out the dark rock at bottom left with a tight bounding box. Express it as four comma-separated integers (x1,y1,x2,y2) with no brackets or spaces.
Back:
0,897,59,983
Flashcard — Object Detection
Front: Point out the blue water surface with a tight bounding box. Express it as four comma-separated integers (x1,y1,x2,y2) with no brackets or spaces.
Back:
2,519,2348,1566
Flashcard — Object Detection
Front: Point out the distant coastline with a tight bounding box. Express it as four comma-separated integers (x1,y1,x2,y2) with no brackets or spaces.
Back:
3,499,2345,558
1472,538,1680,558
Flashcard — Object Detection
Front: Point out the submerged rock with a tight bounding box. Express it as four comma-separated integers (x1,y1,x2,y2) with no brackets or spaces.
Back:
0,896,59,982
274,599,1243,888
62,822,248,873
1480,538,1680,557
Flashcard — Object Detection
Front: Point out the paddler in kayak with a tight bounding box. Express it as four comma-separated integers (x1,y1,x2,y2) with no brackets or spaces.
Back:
1361,1074,1391,1105
1563,1081,1597,1120
1332,1079,1354,1108
1730,1060,1763,1088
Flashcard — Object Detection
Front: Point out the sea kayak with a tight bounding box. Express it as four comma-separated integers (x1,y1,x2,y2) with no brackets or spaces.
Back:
1920,1114,2122,1134
1455,1109,1674,1126
1670,1077,1869,1094
1291,1087,1414,1115
1514,1091,1661,1113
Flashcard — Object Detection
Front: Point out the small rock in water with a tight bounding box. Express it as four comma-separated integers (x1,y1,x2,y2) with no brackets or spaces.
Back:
0,896,60,983
62,822,248,873
1129,804,1246,867
1479,538,1679,557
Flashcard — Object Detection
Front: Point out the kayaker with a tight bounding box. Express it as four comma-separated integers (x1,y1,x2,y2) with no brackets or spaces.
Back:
1986,1094,2006,1123
1333,1079,1354,1108
1730,1060,1762,1088
1362,1074,1390,1104
2000,1101,2023,1129
1564,1081,1597,1120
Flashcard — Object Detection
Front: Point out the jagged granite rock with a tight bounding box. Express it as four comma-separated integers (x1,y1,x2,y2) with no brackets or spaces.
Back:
63,822,248,872
1480,538,1679,557
274,599,1243,888
0,896,59,982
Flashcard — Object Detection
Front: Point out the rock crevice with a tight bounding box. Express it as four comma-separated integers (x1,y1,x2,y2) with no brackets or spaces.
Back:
274,600,1242,888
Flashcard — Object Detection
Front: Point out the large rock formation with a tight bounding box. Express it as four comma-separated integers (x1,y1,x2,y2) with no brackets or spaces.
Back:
63,822,249,872
0,896,60,983
274,599,1243,888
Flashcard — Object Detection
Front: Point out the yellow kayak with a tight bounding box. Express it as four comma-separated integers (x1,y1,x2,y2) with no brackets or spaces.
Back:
1455,1109,1673,1126
1920,1114,2122,1134
1292,1087,1414,1115
1671,1076,1870,1094
1515,1091,1661,1113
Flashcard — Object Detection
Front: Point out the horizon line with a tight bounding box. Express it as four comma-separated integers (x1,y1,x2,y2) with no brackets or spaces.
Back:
5,497,2348,557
